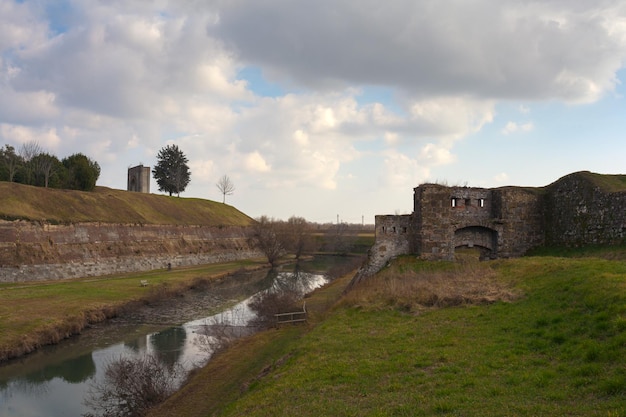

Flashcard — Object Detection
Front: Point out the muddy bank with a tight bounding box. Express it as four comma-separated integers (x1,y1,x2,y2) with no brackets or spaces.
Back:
0,266,270,363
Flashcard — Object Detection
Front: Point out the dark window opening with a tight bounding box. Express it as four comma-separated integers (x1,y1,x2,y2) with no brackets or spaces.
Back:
465,198,471,206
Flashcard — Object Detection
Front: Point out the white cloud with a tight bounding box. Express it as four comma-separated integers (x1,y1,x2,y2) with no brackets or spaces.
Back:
418,143,456,166
244,151,271,173
0,123,61,150
502,121,534,135
494,172,510,183
380,149,429,189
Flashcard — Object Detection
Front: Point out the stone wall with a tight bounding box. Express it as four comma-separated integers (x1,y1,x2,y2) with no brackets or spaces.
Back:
349,214,411,287
357,171,625,280
490,187,544,257
544,174,626,246
0,221,261,282
413,185,543,260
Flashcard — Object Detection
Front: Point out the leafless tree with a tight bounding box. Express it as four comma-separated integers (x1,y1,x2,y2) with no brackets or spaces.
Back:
19,141,42,184
83,354,182,417
279,216,316,260
193,318,236,356
250,216,285,267
216,174,235,203
247,285,301,328
31,153,56,187
324,222,358,255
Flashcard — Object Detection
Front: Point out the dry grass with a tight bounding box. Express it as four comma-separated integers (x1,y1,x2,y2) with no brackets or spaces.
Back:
342,257,519,313
0,182,253,226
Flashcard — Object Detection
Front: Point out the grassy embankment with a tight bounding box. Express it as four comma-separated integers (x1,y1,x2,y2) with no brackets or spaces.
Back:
0,260,268,361
0,182,254,225
150,247,626,417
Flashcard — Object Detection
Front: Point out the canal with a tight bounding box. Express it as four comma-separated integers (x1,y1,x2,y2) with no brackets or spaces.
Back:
0,259,337,417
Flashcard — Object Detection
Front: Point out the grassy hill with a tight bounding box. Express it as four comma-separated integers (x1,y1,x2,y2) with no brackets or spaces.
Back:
0,182,254,226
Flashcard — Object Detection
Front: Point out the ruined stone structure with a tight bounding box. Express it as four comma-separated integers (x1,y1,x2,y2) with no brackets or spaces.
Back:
127,164,150,193
359,171,626,278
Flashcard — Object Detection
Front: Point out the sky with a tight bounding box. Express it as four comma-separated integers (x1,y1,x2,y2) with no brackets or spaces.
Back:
1,0,626,224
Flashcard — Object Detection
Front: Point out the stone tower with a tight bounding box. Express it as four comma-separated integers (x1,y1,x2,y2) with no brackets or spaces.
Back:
127,165,150,193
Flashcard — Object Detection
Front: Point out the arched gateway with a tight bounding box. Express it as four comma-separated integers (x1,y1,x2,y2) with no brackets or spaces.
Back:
453,226,498,259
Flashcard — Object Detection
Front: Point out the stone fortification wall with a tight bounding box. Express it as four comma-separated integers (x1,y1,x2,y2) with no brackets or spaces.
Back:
349,214,411,286
414,185,494,259
413,185,543,260
0,221,260,282
358,172,625,280
544,174,626,246
490,187,544,257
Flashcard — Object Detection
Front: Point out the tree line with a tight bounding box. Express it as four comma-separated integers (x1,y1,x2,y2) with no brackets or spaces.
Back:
0,142,101,191
250,216,369,266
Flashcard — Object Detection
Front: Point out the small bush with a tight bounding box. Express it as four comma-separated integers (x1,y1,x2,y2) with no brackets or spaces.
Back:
83,354,183,417
247,289,301,328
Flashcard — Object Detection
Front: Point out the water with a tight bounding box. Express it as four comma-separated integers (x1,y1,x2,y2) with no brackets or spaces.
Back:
0,267,329,417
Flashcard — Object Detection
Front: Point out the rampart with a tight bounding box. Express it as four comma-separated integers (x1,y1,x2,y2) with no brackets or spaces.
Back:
0,222,261,282
355,171,626,280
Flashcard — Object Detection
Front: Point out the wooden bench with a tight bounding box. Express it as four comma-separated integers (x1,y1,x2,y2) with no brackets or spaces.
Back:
140,280,149,287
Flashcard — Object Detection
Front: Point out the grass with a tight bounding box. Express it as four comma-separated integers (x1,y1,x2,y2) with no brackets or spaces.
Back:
148,271,356,417
0,259,267,361
159,251,626,417
575,171,626,193
0,182,254,225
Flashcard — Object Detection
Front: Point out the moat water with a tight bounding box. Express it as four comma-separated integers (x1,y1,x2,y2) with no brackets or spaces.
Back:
0,259,337,417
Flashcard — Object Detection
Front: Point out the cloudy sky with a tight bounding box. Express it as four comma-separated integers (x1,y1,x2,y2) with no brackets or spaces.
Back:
2,1,626,223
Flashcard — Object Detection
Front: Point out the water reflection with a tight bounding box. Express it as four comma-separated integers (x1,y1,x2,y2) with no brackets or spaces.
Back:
25,352,96,385
0,267,330,417
150,327,187,367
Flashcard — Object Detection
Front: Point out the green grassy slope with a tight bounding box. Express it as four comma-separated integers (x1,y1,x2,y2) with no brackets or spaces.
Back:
200,255,626,417
0,182,253,226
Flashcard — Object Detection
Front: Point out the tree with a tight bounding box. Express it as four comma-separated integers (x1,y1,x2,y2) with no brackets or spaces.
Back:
84,354,182,417
31,153,59,188
279,216,315,260
152,144,191,196
250,216,285,267
19,141,42,185
0,144,21,182
216,174,235,203
62,153,101,191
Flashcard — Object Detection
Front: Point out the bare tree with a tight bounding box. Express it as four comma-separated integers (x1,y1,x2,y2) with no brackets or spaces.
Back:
31,153,57,187
250,216,285,267
279,216,315,260
19,141,42,184
84,354,182,417
216,174,235,203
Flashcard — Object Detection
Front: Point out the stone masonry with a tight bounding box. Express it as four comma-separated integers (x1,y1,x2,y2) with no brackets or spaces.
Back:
357,171,626,278
0,222,261,282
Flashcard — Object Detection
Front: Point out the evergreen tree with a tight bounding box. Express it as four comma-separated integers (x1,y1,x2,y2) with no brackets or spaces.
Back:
62,153,101,191
152,144,191,196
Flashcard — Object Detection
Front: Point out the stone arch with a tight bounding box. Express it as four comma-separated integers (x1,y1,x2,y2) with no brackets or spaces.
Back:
453,226,498,259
